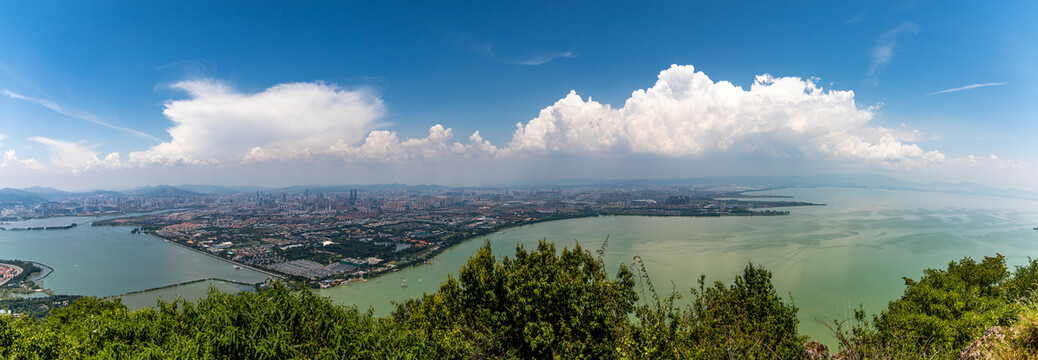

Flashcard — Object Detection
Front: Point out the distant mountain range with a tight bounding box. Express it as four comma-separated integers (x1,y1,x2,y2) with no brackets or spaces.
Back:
0,188,48,206
1,174,1035,208
126,185,202,197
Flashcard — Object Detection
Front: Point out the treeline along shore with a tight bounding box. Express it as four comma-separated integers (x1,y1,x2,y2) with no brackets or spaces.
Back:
0,223,79,231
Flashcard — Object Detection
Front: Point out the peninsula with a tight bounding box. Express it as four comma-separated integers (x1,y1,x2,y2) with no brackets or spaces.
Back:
92,184,821,287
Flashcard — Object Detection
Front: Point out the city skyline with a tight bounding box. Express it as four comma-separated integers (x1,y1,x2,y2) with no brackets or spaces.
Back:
0,1,1035,191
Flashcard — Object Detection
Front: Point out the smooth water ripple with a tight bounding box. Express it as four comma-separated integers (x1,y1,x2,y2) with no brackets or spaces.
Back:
319,187,1038,347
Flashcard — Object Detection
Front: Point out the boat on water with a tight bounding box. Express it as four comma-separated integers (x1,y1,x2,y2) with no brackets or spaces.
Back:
400,283,408,288
233,265,242,270
1033,226,1038,231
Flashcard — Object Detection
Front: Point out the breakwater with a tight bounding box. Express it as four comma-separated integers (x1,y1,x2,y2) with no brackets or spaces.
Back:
2,223,79,231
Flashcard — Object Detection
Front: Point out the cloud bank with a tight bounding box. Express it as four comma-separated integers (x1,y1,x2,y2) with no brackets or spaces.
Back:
503,65,944,168
129,79,387,165
1,64,1029,189
326,125,497,163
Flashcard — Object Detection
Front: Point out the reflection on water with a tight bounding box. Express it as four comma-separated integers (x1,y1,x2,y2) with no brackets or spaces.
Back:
319,187,1038,347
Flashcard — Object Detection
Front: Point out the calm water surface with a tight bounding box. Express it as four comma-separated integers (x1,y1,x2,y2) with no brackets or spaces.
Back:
0,215,269,297
319,187,1038,346
116,279,257,309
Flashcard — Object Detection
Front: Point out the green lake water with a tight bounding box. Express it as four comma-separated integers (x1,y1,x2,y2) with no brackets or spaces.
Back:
115,279,257,309
2,188,1036,347
319,187,1038,347
0,215,269,297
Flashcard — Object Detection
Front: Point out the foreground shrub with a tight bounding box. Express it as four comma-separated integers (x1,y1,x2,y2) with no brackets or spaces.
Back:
393,239,638,359
834,254,1021,359
619,260,805,359
0,283,423,359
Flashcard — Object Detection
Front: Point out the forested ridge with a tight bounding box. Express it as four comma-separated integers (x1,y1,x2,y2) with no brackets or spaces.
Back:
2,240,1038,359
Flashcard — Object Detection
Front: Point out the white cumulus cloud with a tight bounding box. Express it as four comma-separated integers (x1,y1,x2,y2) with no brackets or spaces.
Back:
129,79,387,165
28,136,124,171
0,133,44,171
502,64,944,169
9,65,1024,187
1,150,44,171
327,125,498,162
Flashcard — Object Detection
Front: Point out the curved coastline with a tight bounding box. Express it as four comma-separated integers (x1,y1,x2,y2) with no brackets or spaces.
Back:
141,211,794,287
0,263,23,287
147,232,285,280
0,260,54,286
324,210,813,287
108,192,821,288
26,262,53,283
0,208,181,224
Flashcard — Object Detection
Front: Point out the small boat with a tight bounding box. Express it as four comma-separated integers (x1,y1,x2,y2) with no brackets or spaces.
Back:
400,283,408,288
233,265,242,270
1034,226,1038,230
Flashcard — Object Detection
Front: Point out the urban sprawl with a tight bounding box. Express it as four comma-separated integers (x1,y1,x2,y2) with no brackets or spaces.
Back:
2,185,818,288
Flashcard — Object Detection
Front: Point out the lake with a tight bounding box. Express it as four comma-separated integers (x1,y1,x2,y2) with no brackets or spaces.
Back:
2,188,1035,346
0,215,270,297
115,279,258,309
318,187,1038,346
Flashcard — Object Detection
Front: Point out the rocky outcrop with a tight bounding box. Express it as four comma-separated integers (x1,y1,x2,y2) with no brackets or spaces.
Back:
803,340,830,360
959,326,1005,360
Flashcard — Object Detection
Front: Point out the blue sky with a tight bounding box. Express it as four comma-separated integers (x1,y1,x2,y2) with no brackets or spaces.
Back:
0,1,1034,190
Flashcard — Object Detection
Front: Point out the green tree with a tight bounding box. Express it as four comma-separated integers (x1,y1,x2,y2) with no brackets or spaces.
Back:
393,239,638,359
837,254,1018,359
619,261,804,359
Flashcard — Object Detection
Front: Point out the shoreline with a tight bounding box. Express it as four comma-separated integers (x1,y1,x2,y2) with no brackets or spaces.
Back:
26,262,52,283
1,208,183,226
0,208,186,223
141,209,804,289
103,277,258,300
148,232,286,280
0,263,23,287
99,191,824,288
321,209,815,288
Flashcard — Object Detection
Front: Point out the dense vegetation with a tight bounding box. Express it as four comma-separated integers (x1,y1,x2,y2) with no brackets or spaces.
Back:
832,254,1038,359
0,295,81,318
1,241,1037,359
0,260,41,285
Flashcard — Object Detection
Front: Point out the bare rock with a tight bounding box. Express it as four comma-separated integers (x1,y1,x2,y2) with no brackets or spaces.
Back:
803,340,830,360
959,326,1006,360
